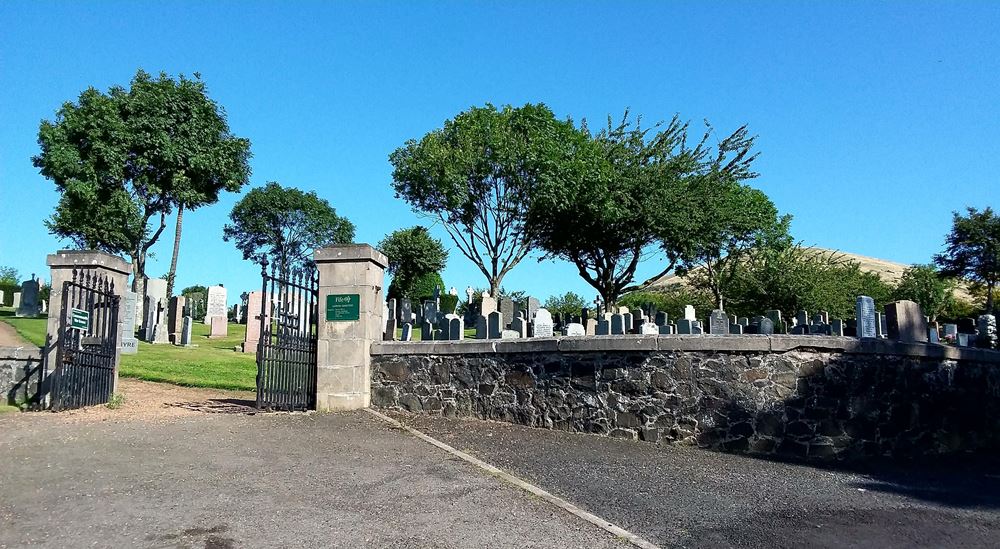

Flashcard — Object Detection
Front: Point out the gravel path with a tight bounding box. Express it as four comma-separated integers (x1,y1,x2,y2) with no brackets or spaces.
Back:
0,379,624,548
392,412,1000,548
0,321,31,347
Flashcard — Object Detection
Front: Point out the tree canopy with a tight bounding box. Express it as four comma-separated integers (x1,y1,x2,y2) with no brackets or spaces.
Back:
33,69,251,296
390,103,577,296
378,226,448,303
934,206,1000,314
223,182,355,274
526,112,762,310
893,264,955,321
542,291,587,319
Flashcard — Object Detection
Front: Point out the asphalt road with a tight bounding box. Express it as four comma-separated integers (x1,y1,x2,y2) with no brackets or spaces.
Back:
395,413,1000,548
0,408,623,548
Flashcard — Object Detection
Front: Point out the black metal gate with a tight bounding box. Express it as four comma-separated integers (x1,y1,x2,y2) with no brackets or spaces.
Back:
256,262,319,411
51,269,121,411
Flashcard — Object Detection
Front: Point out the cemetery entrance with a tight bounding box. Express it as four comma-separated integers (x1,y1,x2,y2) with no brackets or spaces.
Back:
51,270,121,411
255,263,319,411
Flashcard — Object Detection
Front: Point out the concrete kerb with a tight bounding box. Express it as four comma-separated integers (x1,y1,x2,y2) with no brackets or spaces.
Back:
365,408,661,549
371,334,1000,363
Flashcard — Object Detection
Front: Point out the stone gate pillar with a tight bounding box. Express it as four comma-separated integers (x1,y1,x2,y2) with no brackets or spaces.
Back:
313,244,387,411
45,250,132,396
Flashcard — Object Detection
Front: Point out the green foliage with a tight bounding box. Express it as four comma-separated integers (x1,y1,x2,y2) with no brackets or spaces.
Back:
527,111,761,310
106,393,126,410
224,181,355,274
934,206,1000,313
618,287,715,322
33,69,252,288
0,267,19,307
724,245,895,319
940,297,979,322
181,285,207,297
543,292,587,319
389,271,445,305
439,293,459,314
893,264,955,321
390,103,573,294
0,266,17,285
378,226,448,306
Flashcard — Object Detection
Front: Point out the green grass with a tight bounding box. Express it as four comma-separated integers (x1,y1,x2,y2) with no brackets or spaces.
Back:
0,308,47,347
119,322,256,391
0,404,20,414
396,326,477,340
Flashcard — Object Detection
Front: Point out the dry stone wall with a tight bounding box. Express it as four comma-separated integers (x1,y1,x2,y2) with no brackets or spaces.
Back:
371,336,1000,461
0,346,43,408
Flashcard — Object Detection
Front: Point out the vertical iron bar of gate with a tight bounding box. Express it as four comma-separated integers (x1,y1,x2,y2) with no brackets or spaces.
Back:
256,260,268,409
309,268,318,409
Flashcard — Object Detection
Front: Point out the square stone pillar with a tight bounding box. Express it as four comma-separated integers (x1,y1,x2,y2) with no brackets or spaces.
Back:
314,244,387,411
45,250,133,396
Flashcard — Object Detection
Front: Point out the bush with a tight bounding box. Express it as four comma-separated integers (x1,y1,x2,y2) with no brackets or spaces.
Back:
543,292,587,319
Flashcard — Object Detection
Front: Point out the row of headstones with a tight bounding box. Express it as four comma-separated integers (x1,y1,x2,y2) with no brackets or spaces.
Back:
137,279,229,330
6,276,45,318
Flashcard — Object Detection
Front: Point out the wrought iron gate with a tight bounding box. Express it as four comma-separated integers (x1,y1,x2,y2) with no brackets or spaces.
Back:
256,262,319,411
51,269,121,411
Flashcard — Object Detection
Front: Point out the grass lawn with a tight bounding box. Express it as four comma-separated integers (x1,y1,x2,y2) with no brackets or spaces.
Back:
119,322,256,391
396,326,477,340
0,308,47,347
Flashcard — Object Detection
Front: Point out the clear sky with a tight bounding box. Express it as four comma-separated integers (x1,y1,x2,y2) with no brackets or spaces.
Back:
2,1,997,305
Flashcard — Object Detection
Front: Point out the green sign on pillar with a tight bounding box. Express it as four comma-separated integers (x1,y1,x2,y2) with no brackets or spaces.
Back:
70,308,90,331
326,294,360,321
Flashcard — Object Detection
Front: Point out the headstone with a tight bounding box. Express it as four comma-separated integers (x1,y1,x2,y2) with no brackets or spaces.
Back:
677,319,696,335
0,290,4,306
610,314,626,335
641,322,659,335
533,309,554,338
855,296,877,338
977,314,997,350
878,313,887,338
203,285,227,326
15,277,41,317
830,319,844,336
41,300,48,313
475,315,488,339
631,308,645,332
884,300,928,343
596,319,610,335
586,318,598,336
500,298,514,328
179,316,193,346
488,311,503,339
683,305,696,321
384,315,397,341
738,317,749,326
757,317,775,335
795,310,809,328
501,330,520,339
958,317,976,334
401,323,413,341
209,315,228,339
764,310,783,333
621,313,633,334
422,300,439,324
943,323,958,341
510,312,528,338
565,323,586,336
708,309,729,335
447,314,464,341
525,297,540,320
658,324,674,335
481,293,498,316
168,295,186,344
655,312,668,326
120,290,139,354
241,291,269,353
152,299,170,344
11,292,21,310
142,296,156,342
729,323,743,334
928,328,940,344
232,303,242,324
957,333,969,347
420,317,435,341
400,299,413,324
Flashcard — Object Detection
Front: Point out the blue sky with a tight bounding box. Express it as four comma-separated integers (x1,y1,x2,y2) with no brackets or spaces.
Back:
1,1,997,305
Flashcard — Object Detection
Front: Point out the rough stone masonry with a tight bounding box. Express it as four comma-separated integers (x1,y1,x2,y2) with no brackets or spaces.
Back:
371,336,1000,461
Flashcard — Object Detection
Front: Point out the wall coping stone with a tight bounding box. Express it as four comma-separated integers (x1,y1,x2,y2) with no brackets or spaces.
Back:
0,346,43,360
314,244,388,268
371,334,1000,363
46,249,132,276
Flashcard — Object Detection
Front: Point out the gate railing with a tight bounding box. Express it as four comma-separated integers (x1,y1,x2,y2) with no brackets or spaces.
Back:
256,261,319,411
52,269,120,411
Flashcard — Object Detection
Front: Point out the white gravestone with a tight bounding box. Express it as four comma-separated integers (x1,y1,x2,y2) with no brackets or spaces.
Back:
120,291,139,354
204,285,228,326
533,309,554,338
565,323,586,336
683,305,697,321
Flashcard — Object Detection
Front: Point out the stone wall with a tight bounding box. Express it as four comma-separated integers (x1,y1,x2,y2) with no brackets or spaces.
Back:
371,336,1000,461
0,346,44,408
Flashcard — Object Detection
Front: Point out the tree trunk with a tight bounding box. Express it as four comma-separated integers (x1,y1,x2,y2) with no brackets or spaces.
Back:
988,280,995,315
165,204,184,298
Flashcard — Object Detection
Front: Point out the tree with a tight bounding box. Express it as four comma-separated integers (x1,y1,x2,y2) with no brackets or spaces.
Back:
223,182,355,275
390,103,575,296
378,226,448,304
0,267,19,307
934,207,1000,314
893,264,955,321
33,70,251,299
527,112,759,311
543,292,587,319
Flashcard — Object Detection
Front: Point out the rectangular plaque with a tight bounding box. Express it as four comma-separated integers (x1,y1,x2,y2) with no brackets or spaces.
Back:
326,294,360,321
70,308,90,331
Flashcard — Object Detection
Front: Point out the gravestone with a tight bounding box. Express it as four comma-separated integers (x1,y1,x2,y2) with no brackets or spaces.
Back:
830,319,844,336
683,305,696,321
729,314,738,325
15,277,41,317
142,296,157,342
384,315,398,341
203,285,227,326
692,321,704,335
765,310,783,333
241,291,269,353
533,309,554,338
610,314,625,335
641,322,659,335
658,324,674,335
488,311,503,339
0,290,4,306
481,293,498,316
885,300,928,343
855,296,877,338
738,317,749,326
501,330,520,339
631,308,645,332
209,315,228,339
596,319,610,335
120,290,139,354
655,312,668,326
795,310,809,328
179,316,193,346
420,317,435,341
943,323,958,341
387,298,397,322
11,292,21,310
152,299,170,344
168,295,186,344
510,312,528,338
977,314,997,350
586,318,598,335
232,304,242,324
957,333,969,347
621,313,633,334
422,300,439,324
447,314,464,341
400,299,413,324
708,310,729,335
475,315,488,339
729,323,743,334
525,297,540,321
565,323,586,336
677,319,696,335
928,328,940,344
500,298,514,328
401,323,413,341
757,317,775,335
878,313,887,338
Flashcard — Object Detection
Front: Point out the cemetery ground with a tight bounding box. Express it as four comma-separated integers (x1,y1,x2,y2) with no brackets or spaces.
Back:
1,378,998,548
